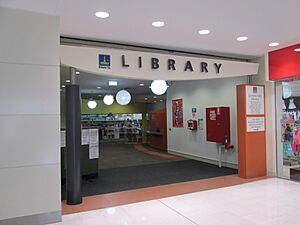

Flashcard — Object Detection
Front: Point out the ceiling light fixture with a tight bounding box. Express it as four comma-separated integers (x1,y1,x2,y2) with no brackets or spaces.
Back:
294,48,300,52
103,94,114,105
95,11,110,19
198,29,210,35
61,85,66,88
139,83,145,86
108,81,118,86
145,98,148,100
269,42,279,47
237,36,248,41
87,99,97,109
116,90,131,106
152,21,165,27
75,71,80,75
150,80,168,95
97,86,101,89
66,80,70,83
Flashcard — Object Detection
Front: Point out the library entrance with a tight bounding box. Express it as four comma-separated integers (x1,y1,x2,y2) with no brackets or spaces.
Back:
60,65,237,198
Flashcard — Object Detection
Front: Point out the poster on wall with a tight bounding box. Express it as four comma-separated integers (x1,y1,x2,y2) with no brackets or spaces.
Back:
247,117,265,132
172,98,183,127
89,129,99,159
246,85,265,115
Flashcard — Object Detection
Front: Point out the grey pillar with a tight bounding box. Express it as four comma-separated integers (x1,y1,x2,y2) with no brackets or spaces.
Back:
66,67,82,205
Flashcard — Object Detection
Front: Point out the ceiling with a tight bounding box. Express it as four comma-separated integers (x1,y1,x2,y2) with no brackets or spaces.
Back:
60,66,166,103
1,0,300,58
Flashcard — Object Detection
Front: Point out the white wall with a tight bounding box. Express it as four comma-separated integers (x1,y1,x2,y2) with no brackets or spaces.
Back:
0,7,61,224
251,56,277,176
167,76,247,167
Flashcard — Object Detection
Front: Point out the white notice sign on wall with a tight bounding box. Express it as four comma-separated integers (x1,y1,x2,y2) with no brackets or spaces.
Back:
89,129,99,159
89,142,99,159
247,117,265,132
246,86,264,115
81,129,89,145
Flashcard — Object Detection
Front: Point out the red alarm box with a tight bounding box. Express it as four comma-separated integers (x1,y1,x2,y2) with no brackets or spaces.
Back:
206,107,230,143
187,119,197,130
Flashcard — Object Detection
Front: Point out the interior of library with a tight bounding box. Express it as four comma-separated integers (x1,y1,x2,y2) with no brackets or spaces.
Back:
60,65,237,198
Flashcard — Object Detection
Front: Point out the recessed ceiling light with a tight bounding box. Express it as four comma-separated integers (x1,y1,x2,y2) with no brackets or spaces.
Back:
145,97,148,100
75,71,80,75
294,48,300,52
237,36,248,41
152,21,165,27
98,94,102,97
160,99,163,102
269,42,279,47
66,79,70,83
153,96,157,99
95,11,109,19
139,83,145,86
198,29,210,35
97,86,101,89
61,85,66,88
108,81,118,86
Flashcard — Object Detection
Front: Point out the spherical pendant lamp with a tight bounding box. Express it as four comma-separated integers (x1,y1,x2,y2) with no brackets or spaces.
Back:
116,90,131,105
87,99,97,109
103,94,114,105
150,80,168,95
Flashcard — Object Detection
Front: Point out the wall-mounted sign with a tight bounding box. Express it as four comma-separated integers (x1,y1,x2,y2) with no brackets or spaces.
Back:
247,117,265,132
98,54,111,69
246,85,264,115
192,107,197,117
60,45,259,81
172,98,183,127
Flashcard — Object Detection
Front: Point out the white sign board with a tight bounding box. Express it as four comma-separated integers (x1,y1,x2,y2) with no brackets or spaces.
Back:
81,129,89,145
89,129,99,144
89,142,99,159
247,117,265,132
246,86,264,115
89,129,99,159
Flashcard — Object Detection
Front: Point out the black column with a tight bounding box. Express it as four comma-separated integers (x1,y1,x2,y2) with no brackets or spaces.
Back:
66,84,82,205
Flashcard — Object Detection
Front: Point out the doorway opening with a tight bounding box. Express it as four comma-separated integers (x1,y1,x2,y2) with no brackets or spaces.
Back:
60,66,237,200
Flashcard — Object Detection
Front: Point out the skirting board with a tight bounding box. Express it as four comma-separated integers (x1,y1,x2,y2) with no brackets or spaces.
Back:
0,211,61,225
168,149,238,169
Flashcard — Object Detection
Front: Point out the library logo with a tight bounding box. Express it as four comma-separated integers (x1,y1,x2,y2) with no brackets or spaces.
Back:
99,54,111,69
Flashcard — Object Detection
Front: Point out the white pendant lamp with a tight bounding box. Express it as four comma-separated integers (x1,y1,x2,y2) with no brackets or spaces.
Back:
150,80,168,95
116,90,131,105
103,94,114,105
87,99,97,109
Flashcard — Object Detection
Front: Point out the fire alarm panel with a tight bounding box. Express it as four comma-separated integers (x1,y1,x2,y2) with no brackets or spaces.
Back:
187,119,197,130
206,107,230,143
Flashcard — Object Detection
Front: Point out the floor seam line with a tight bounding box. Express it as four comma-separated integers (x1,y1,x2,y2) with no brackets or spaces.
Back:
158,199,200,225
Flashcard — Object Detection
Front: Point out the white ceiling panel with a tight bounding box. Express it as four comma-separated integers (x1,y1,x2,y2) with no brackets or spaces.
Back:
1,0,300,58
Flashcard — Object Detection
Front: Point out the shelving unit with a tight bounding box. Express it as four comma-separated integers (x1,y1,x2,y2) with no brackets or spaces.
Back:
81,114,143,143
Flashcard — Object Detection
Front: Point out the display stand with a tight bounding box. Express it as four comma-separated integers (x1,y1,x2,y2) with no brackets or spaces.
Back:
237,84,266,178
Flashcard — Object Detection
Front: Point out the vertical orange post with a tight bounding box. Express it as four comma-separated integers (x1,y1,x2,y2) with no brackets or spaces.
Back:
237,84,266,178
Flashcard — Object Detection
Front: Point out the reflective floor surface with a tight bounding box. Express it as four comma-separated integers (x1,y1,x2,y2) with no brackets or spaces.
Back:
50,178,300,225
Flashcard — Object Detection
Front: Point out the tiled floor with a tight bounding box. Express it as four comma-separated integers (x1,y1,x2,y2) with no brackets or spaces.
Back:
50,178,300,225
